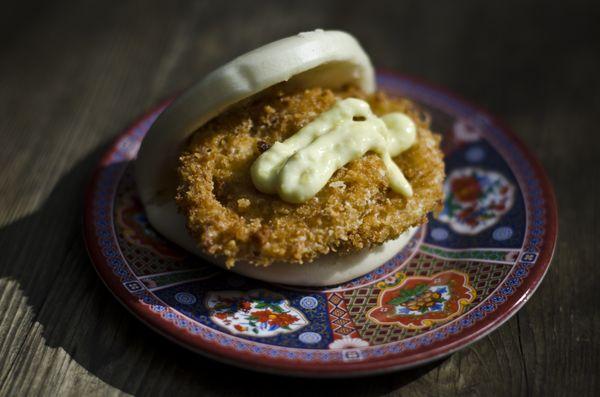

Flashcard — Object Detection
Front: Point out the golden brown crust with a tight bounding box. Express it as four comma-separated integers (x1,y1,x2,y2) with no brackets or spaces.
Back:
176,87,444,266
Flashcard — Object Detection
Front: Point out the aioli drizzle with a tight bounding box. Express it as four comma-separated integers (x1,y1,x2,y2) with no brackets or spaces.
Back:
251,98,417,203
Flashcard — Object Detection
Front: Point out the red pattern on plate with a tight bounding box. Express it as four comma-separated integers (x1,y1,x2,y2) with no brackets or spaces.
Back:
367,271,476,329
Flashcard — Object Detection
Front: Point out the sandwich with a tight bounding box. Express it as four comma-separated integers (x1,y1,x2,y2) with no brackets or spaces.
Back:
135,30,444,286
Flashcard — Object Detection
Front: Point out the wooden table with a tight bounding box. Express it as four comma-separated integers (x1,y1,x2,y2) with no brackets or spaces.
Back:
1,1,598,395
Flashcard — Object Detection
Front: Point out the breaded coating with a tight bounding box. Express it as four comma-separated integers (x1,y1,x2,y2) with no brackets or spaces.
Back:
176,87,444,266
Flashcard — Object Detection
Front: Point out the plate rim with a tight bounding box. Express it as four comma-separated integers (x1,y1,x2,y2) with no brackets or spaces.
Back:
83,70,558,377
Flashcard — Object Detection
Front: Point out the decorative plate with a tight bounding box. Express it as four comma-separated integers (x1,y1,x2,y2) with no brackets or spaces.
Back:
83,72,557,377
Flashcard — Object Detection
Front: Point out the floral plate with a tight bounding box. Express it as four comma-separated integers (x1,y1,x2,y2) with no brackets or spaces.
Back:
83,72,557,377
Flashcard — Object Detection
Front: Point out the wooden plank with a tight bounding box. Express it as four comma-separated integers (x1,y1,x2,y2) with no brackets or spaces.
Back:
0,0,598,395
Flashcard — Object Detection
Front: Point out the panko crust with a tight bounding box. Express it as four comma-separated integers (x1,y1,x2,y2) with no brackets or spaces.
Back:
176,87,444,266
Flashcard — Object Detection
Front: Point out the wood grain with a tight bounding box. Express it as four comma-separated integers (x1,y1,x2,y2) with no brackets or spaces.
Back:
0,0,598,395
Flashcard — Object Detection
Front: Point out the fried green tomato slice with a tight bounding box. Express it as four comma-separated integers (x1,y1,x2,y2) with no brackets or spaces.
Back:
176,87,444,266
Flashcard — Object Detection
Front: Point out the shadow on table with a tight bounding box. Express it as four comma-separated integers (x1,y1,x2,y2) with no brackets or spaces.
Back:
0,141,443,396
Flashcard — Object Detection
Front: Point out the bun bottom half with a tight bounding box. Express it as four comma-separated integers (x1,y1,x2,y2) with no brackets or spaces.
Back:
207,227,418,286
149,200,417,287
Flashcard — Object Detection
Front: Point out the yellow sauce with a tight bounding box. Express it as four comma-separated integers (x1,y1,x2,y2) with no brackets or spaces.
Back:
251,98,416,203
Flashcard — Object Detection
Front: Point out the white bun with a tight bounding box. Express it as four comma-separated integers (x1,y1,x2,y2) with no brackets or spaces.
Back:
213,227,418,286
135,30,413,286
